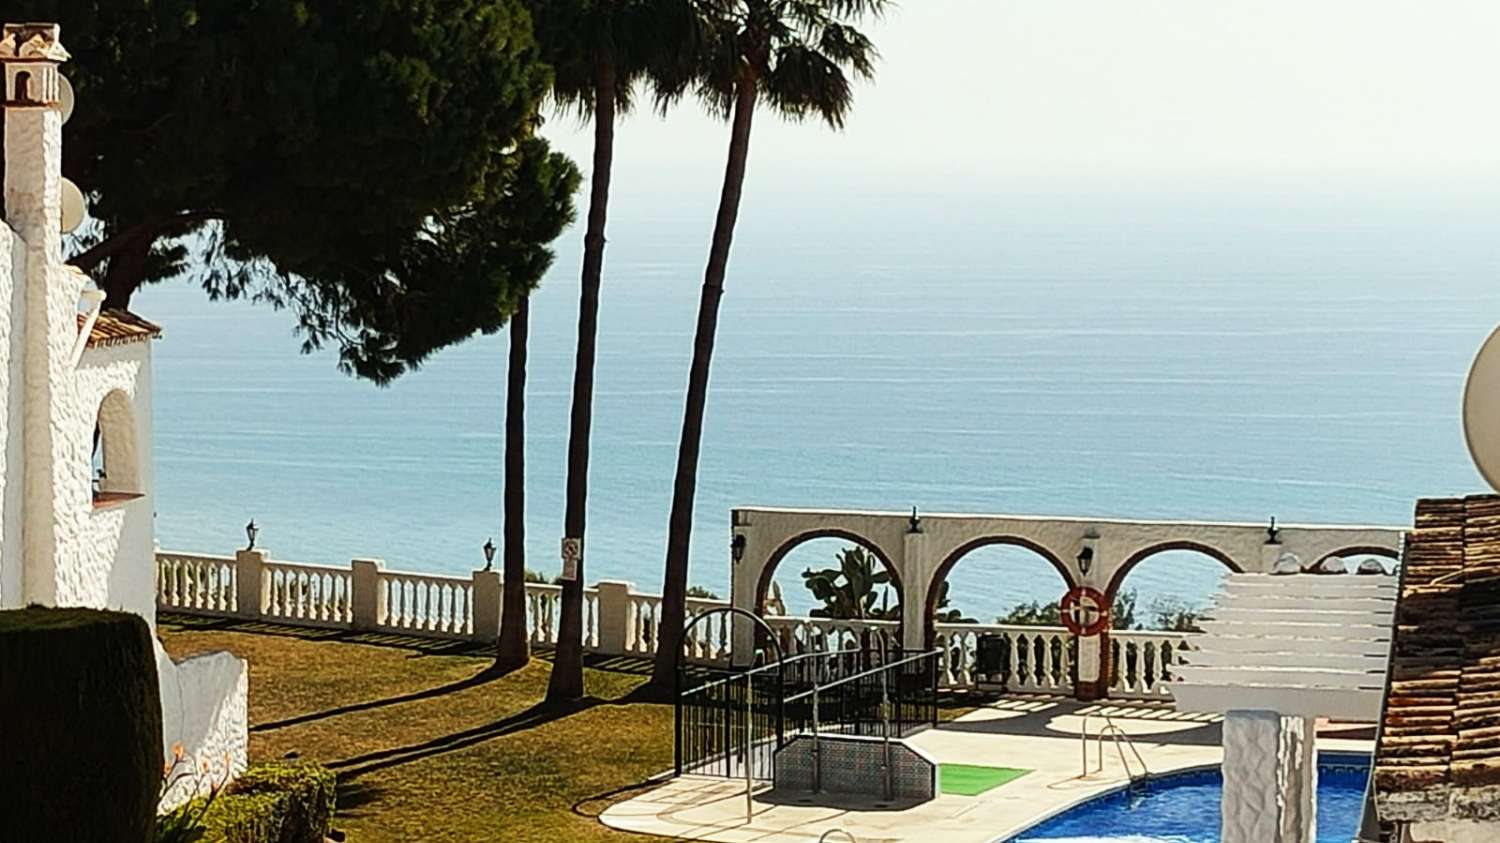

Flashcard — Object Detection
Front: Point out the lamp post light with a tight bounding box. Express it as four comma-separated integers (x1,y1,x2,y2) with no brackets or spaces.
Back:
907,506,922,534
731,533,746,563
482,537,496,572
244,519,259,551
1076,546,1094,577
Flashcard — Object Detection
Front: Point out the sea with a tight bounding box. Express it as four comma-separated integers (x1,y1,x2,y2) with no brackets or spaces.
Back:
135,182,1500,621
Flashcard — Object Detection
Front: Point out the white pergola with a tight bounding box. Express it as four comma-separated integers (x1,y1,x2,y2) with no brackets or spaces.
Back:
1169,572,1397,843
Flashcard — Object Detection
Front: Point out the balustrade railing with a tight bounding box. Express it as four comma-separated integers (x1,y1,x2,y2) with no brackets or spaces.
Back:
263,560,353,627
153,549,1196,702
933,623,1072,693
765,615,901,659
1109,630,1195,699
157,552,237,614
376,569,472,637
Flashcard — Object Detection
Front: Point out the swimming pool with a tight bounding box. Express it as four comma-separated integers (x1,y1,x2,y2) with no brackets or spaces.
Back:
1003,755,1370,843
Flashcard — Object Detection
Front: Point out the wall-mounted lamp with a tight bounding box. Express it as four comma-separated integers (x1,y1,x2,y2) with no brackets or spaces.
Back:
731,533,747,563
908,506,923,534
244,519,259,551
1266,516,1281,545
482,537,496,572
1076,546,1095,576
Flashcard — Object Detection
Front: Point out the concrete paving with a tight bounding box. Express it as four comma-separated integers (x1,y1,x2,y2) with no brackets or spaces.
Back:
600,697,1373,843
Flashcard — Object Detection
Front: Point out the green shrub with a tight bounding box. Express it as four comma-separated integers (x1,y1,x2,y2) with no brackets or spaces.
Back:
0,606,162,843
187,762,336,843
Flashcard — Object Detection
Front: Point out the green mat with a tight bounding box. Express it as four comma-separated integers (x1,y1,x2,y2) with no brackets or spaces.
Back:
939,763,1032,796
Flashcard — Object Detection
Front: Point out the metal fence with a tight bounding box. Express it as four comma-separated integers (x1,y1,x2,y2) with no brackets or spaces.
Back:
673,648,939,781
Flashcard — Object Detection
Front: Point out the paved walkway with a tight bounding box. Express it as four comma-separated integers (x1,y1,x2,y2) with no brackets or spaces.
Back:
601,697,1372,843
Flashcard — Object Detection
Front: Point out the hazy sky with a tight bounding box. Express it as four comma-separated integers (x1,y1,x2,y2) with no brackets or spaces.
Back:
542,1,1500,193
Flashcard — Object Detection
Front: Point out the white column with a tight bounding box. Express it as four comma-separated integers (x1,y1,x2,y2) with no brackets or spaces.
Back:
470,569,501,643
234,548,266,618
1221,710,1317,843
901,530,928,651
350,557,384,631
593,580,633,655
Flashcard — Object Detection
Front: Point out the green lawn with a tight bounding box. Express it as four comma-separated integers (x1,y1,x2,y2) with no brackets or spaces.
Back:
159,616,674,843
160,616,986,840
938,763,1032,797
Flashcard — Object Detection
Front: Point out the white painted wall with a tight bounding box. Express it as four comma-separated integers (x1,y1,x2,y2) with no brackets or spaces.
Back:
0,27,246,807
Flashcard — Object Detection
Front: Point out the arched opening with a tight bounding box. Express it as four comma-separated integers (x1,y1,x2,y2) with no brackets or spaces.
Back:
1105,541,1241,628
13,71,31,104
1314,545,1400,575
926,537,1074,691
755,530,902,657
92,390,141,508
1103,542,1240,697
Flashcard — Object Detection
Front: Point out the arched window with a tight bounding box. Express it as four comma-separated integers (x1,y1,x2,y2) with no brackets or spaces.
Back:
92,390,141,508
756,532,902,656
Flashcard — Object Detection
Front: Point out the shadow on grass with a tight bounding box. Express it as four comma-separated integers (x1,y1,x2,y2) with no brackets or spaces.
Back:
332,779,385,819
252,663,519,733
160,613,492,658
329,698,600,781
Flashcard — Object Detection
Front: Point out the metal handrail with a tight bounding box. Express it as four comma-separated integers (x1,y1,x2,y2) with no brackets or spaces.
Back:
819,830,858,842
1079,715,1150,783
681,648,857,696
782,649,940,703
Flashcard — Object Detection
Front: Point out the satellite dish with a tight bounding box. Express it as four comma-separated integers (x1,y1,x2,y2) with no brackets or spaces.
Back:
1463,325,1500,491
59,178,85,233
57,74,73,124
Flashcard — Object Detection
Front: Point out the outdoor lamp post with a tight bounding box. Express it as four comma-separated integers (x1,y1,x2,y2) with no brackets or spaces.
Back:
482,537,496,572
244,519,258,551
731,533,746,563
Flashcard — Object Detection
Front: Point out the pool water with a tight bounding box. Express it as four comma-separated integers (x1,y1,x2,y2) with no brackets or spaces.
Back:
1006,758,1370,843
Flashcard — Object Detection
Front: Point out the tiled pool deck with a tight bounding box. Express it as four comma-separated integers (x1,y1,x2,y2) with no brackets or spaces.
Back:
601,698,1373,843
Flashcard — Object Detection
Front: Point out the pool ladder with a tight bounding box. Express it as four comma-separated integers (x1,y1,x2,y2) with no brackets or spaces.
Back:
1080,714,1150,788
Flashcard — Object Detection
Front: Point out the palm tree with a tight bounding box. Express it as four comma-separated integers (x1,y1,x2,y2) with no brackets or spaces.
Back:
649,0,887,689
537,0,697,702
496,297,531,671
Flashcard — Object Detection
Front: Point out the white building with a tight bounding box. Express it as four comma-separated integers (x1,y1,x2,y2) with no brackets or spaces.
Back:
0,23,246,805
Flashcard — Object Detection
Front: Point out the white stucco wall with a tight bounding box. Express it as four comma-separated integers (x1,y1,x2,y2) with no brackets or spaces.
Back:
0,220,19,607
1,37,248,806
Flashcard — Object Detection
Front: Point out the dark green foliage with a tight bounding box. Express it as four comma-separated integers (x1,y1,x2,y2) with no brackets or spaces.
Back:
177,762,335,843
1147,596,1204,632
534,0,697,116
7,0,579,382
802,545,896,620
685,585,719,600
0,606,163,842
996,588,1140,630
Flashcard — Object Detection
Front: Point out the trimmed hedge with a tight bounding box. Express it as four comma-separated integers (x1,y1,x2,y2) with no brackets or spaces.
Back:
193,762,336,843
0,606,163,843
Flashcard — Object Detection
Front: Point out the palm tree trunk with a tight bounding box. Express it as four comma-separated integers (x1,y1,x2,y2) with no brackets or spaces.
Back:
495,295,530,670
649,79,759,689
547,60,618,702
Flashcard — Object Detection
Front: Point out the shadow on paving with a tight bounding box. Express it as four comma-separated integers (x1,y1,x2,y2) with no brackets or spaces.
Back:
933,697,1225,747
327,698,602,781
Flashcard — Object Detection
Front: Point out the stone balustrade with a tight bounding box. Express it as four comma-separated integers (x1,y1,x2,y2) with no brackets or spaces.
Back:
154,549,1196,697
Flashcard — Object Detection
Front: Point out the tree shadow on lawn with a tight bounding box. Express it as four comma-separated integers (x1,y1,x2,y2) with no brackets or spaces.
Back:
252,662,520,734
327,697,604,781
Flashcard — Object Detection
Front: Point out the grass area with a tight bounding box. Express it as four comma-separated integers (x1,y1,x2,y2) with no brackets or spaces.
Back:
938,764,1032,797
159,615,673,843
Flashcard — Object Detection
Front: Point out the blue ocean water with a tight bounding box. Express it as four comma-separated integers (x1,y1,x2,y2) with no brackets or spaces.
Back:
136,185,1500,619
1008,758,1371,842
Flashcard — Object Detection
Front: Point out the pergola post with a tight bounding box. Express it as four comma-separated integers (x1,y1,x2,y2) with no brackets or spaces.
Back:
1221,711,1317,843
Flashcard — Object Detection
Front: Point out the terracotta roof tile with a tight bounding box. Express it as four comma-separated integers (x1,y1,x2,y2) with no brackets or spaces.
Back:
78,308,161,348
1375,494,1500,821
